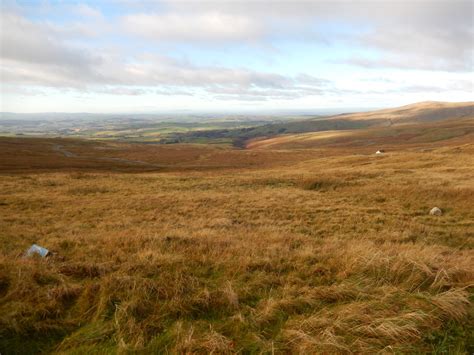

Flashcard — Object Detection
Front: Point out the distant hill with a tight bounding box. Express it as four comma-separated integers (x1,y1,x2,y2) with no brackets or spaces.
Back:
263,101,474,132
329,101,474,123
2,102,472,147
247,117,474,150
173,101,473,146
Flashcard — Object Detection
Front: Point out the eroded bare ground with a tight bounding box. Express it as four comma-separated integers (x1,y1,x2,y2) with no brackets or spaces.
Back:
0,122,473,353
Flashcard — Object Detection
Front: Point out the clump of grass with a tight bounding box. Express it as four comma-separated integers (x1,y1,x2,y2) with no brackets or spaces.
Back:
300,177,346,191
38,179,61,187
425,319,474,354
68,172,93,179
59,263,104,279
0,274,10,297
67,186,111,195
256,177,297,188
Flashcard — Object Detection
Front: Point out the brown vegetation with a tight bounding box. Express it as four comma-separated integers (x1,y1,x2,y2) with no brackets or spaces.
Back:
0,117,473,353
324,101,474,123
247,116,474,150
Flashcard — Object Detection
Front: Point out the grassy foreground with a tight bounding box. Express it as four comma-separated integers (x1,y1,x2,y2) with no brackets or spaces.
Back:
0,132,473,353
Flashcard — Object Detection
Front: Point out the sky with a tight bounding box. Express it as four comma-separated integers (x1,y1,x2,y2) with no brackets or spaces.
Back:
0,0,473,113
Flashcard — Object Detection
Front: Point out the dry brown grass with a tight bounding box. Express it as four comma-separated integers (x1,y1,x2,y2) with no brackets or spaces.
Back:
320,101,473,123
0,137,315,174
0,121,473,353
247,117,474,151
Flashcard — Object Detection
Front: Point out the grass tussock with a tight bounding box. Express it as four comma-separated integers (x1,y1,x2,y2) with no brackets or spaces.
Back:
300,177,348,191
67,186,111,195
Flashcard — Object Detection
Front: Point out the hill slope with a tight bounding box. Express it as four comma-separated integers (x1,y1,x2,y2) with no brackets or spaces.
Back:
173,101,474,146
330,101,474,123
247,117,474,150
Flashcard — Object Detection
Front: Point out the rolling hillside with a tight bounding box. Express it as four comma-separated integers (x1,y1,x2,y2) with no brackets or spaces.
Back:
174,101,474,146
247,117,474,151
328,101,474,123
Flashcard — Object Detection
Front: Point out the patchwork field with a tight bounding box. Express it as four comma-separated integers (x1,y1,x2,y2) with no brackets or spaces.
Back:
0,116,473,353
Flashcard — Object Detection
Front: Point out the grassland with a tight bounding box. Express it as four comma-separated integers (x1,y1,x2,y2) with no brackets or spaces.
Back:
0,112,473,353
247,117,474,151
166,101,474,146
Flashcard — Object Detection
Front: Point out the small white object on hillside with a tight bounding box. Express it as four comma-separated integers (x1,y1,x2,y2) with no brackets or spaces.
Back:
375,150,385,155
26,244,50,258
429,207,442,216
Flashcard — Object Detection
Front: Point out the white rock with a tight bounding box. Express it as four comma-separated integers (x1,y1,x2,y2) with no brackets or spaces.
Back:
429,207,442,216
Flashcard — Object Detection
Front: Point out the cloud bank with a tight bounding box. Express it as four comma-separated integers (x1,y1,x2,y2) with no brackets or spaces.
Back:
1,0,472,111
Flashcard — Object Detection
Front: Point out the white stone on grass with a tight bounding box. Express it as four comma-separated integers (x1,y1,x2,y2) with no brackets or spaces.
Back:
429,207,442,216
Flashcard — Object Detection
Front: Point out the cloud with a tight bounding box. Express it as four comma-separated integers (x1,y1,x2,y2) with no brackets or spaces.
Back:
122,12,263,42
74,4,102,18
1,0,472,111
359,79,474,95
344,53,471,73
0,11,332,100
0,9,332,100
345,17,473,72
96,87,150,96
0,12,102,82
152,0,474,72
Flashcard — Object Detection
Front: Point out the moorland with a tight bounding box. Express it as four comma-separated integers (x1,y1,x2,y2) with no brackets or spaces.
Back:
0,101,473,353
